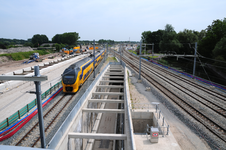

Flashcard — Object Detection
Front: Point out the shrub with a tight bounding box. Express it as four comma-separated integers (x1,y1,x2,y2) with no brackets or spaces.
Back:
43,44,50,47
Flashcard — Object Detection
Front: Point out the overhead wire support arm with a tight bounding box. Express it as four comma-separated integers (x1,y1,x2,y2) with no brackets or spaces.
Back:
0,75,48,81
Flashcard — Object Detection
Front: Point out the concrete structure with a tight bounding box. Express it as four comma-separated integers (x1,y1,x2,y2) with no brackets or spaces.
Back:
0,56,181,149
47,62,180,150
48,63,134,150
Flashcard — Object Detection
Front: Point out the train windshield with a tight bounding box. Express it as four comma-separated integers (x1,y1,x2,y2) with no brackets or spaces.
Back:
64,75,74,79
63,74,77,84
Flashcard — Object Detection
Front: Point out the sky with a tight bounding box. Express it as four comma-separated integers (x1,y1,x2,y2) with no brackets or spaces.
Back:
0,0,225,41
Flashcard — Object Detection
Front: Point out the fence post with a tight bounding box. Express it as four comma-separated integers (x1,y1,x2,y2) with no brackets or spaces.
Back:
27,104,29,112
162,117,164,126
7,118,9,126
159,110,161,119
167,125,170,135
18,110,20,119
50,83,52,94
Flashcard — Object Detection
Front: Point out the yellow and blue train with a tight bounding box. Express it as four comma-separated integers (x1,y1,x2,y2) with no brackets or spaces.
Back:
62,49,106,93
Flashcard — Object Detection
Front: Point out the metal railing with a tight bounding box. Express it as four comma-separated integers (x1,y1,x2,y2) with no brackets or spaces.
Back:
0,81,62,131
153,105,170,137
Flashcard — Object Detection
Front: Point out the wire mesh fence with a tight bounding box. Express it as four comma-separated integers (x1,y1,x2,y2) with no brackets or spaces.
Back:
0,81,62,131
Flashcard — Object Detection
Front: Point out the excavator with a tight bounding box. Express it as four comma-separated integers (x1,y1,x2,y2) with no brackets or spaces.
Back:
22,53,39,64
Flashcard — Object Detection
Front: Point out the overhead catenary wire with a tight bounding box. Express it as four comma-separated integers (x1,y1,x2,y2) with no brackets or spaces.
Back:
167,54,226,70
197,52,226,64
158,54,226,85
196,55,213,85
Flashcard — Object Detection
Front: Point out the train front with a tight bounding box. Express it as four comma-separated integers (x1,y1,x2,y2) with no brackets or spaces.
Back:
62,66,80,93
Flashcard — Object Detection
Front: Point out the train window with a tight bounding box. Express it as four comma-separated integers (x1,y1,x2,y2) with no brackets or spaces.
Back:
64,75,74,79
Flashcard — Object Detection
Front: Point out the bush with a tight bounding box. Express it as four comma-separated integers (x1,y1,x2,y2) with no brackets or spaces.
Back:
11,52,26,60
54,43,66,51
0,43,7,49
23,42,33,47
43,44,50,47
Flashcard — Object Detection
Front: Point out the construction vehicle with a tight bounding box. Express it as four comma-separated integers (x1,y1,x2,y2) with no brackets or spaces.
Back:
89,46,98,50
30,53,39,60
73,46,81,54
23,53,39,64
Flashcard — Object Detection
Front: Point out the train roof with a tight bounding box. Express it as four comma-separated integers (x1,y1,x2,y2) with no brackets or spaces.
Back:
68,50,103,69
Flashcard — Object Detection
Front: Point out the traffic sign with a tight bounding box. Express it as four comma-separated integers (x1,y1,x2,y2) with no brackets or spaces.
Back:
152,133,158,137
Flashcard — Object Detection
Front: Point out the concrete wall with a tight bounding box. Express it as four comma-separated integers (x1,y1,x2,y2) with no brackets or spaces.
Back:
131,111,153,133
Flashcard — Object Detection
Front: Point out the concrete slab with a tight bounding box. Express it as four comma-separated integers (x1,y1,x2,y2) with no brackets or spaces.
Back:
134,133,180,150
128,74,210,150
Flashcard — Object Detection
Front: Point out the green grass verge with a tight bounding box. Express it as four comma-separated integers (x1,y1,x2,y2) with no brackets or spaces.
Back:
128,50,137,55
128,50,159,59
0,50,53,61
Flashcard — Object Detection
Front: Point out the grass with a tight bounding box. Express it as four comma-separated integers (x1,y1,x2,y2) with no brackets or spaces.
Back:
0,50,53,61
158,59,169,65
106,56,117,62
128,50,137,55
128,50,159,59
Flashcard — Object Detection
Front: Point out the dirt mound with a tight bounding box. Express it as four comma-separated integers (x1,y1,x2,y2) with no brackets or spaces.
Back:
0,47,33,54
0,56,12,64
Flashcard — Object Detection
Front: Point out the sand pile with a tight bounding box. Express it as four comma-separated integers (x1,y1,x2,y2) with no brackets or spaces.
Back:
0,47,33,54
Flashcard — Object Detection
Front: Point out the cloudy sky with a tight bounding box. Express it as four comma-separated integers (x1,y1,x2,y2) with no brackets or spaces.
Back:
0,0,225,41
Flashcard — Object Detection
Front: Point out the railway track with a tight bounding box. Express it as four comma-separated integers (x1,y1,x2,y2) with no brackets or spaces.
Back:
13,94,75,147
113,49,226,147
125,51,226,118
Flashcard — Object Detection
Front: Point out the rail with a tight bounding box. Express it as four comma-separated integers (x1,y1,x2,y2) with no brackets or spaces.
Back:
128,51,226,91
0,81,62,131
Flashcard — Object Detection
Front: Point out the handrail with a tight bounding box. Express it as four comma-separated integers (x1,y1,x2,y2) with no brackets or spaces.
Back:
125,67,136,150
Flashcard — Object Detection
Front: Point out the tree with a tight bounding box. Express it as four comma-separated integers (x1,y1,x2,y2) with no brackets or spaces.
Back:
196,30,206,41
177,29,198,54
213,36,226,60
31,34,49,46
198,18,226,58
159,24,182,53
52,34,61,43
98,39,115,45
141,31,152,44
52,32,79,45
0,42,7,49
141,30,164,53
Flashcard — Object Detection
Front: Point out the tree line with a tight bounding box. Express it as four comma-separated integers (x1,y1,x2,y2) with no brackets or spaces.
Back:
0,32,80,50
0,33,116,51
0,38,31,49
141,18,226,63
